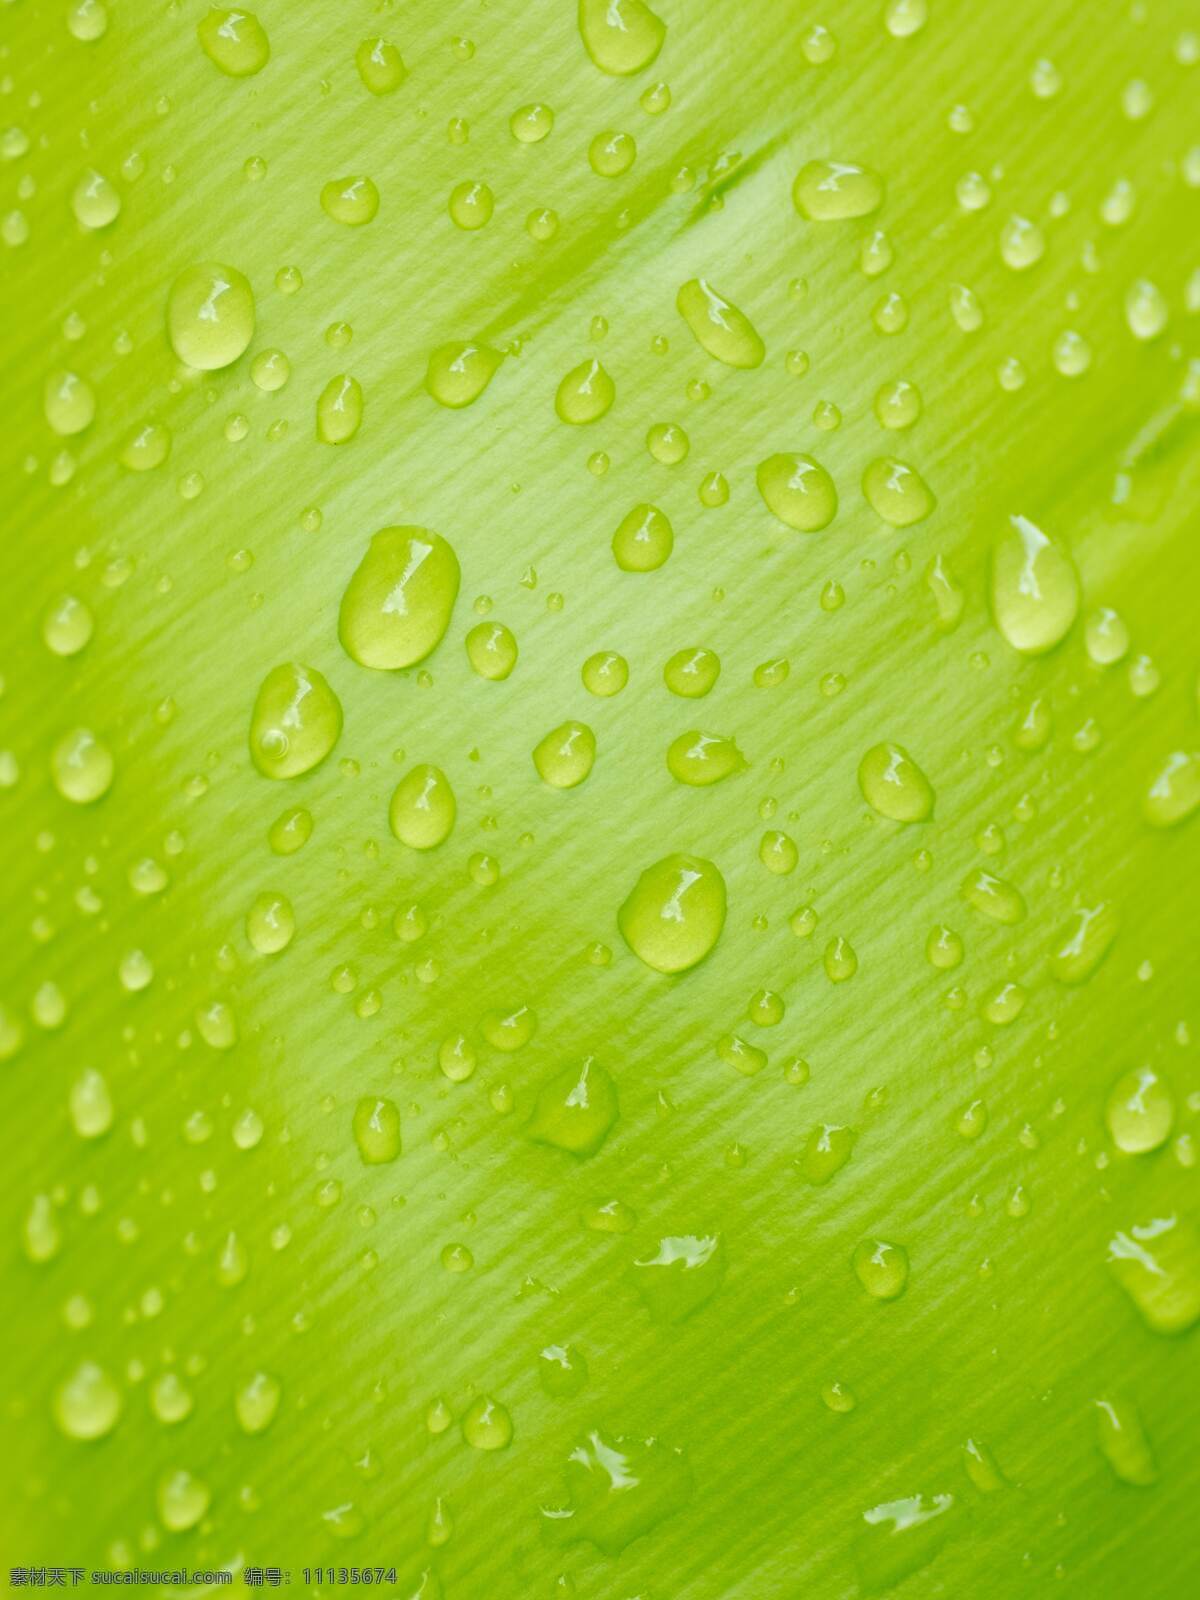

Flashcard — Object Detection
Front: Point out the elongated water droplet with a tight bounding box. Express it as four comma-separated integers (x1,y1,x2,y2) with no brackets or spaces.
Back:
666,731,745,786
858,742,934,821
339,527,460,670
1106,1066,1175,1153
676,279,764,368
249,663,342,779
632,1234,725,1322
618,854,727,974
389,765,456,849
1048,902,1119,983
353,1097,401,1164
855,1493,956,1593
1094,1397,1156,1485
800,1123,856,1184
793,160,884,220
990,514,1080,653
316,374,363,443
1107,1215,1200,1334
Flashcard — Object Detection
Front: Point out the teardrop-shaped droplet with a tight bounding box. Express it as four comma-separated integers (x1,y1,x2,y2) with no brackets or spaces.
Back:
676,279,765,368
51,727,114,803
555,358,615,424
756,453,837,531
989,514,1080,653
1106,1066,1175,1154
338,527,460,670
320,175,380,226
167,262,255,370
618,854,727,974
852,1238,908,1299
389,765,456,849
862,458,936,526
248,663,342,780
961,868,1026,925
1048,902,1119,983
858,742,934,821
356,37,407,95
425,342,503,408
316,374,363,443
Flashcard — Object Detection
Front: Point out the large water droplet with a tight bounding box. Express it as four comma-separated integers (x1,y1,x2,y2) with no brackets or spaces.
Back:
248,663,342,779
1106,1066,1175,1153
528,1058,618,1155
756,453,837,531
618,854,727,973
666,731,745,786
1108,1215,1200,1334
862,458,936,526
858,742,934,821
167,262,255,370
389,765,456,849
425,342,503,408
676,279,764,368
990,514,1079,653
793,160,884,220
339,527,460,670
577,0,666,76
198,7,269,75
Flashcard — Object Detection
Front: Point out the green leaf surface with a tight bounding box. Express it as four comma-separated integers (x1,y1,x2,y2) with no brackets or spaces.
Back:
2,1,1199,1596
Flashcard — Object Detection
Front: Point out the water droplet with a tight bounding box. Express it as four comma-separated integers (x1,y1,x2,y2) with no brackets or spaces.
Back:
884,0,927,38
578,0,666,76
823,935,858,982
612,503,673,571
246,891,295,955
618,854,726,974
235,1371,281,1434
51,727,113,803
989,513,1079,653
424,341,503,408
539,1344,588,1398
961,868,1026,925
339,527,460,670
1106,1066,1175,1154
466,622,518,681
533,722,596,789
632,1234,725,1322
664,648,719,698
389,765,456,849
157,1467,210,1532
666,731,745,787
529,1058,618,1156
198,7,269,76
760,830,799,875
589,130,636,177
800,1123,856,1184
1048,902,1118,983
462,1395,513,1451
356,37,407,95
555,358,615,423
862,457,936,527
581,651,628,697
874,380,921,430
69,1067,113,1138
269,806,312,855
852,1238,908,1299
858,743,934,822
448,180,493,229
676,279,765,369
321,175,380,226
42,594,93,656
1108,1215,1200,1334
249,663,342,779
756,453,837,532
72,167,120,229
316,374,363,444
54,1361,121,1440
1125,278,1168,341
647,421,689,464
1094,1397,1156,1485
44,370,95,436
167,262,255,369
999,214,1045,271
1143,751,1200,827
856,1493,956,1593
793,160,884,220
353,1097,401,1164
